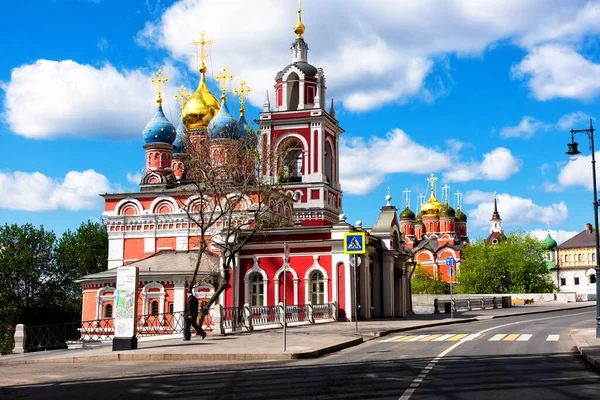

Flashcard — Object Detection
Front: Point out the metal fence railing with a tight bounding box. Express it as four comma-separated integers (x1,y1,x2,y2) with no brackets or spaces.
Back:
11,302,336,353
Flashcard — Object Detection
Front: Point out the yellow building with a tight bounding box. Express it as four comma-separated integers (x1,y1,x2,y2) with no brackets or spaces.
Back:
556,223,598,294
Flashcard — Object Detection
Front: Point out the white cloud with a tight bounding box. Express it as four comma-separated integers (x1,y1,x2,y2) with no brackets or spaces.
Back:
135,0,599,113
555,151,600,191
444,147,521,182
499,116,549,139
126,172,143,185
556,111,592,130
529,229,579,245
512,44,600,101
339,129,452,195
3,59,181,139
0,170,111,211
540,162,551,175
464,191,569,230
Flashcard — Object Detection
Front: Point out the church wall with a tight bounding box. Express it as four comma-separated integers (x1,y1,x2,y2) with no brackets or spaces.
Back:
156,237,176,251
123,238,145,263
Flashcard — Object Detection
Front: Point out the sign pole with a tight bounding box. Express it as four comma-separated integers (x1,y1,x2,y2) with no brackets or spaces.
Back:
450,267,454,320
354,254,359,333
283,243,290,352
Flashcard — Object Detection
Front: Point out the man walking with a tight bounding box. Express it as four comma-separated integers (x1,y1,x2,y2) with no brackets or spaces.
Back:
183,286,207,341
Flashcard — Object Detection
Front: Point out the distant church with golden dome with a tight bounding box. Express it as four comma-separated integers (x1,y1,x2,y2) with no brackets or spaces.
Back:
399,174,469,283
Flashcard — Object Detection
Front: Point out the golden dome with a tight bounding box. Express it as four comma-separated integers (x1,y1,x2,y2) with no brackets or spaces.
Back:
421,192,443,217
294,3,305,38
181,70,220,130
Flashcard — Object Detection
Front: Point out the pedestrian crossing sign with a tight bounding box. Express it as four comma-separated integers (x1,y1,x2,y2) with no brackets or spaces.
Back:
344,232,366,254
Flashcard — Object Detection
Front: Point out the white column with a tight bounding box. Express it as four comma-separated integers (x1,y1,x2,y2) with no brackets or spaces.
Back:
299,80,305,109
174,280,186,313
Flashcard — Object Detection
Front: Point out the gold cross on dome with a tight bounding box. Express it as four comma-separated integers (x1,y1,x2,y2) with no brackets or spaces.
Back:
191,31,215,72
233,80,252,115
215,67,234,100
150,70,169,103
402,188,411,207
426,173,438,195
174,86,191,110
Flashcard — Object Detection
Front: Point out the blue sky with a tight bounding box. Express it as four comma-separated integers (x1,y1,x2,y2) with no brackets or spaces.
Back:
2,0,600,243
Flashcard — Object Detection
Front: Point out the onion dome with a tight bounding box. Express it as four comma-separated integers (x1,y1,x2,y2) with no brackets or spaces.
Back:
542,232,558,250
440,201,456,218
421,192,443,217
455,207,467,222
400,205,416,221
238,114,254,138
208,99,239,139
182,69,220,130
415,212,423,224
142,101,177,144
173,119,185,154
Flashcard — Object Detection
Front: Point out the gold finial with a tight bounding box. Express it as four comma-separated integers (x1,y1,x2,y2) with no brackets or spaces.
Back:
402,188,411,208
426,173,438,196
174,86,191,110
294,0,306,38
150,69,169,103
191,31,215,73
233,80,252,116
215,67,234,101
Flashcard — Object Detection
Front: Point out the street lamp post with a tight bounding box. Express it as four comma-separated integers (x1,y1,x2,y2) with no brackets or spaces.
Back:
565,119,600,338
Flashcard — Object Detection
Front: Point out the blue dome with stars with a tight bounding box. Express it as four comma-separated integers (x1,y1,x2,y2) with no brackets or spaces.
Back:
238,114,254,138
142,102,177,145
173,119,185,154
208,100,239,139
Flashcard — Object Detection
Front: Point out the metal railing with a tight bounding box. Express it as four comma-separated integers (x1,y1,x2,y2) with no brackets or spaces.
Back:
250,305,281,326
312,303,334,320
223,307,246,330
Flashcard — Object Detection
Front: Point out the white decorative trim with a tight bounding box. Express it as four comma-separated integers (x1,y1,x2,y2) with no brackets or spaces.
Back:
304,255,329,304
274,265,299,305
95,285,115,320
141,281,166,323
243,257,268,306
114,197,144,216
149,195,179,214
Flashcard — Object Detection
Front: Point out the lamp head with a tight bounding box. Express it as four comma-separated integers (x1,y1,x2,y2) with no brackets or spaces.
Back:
566,140,581,161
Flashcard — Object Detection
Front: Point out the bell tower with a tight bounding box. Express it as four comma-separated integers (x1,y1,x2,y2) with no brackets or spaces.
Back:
258,3,343,226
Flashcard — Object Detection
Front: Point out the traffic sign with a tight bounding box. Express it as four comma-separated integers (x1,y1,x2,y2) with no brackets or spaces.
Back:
448,267,455,276
445,257,456,267
344,232,366,254
349,255,362,267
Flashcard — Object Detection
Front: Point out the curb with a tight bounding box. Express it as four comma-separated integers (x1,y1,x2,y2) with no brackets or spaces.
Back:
0,338,365,365
570,329,600,371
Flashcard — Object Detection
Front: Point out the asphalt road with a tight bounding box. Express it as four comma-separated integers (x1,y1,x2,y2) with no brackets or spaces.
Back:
1,309,599,399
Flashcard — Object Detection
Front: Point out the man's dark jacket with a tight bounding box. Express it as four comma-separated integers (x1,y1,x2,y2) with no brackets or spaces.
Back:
185,295,199,318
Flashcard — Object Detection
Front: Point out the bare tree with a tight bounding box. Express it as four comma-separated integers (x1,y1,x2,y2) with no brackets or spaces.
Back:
177,124,294,325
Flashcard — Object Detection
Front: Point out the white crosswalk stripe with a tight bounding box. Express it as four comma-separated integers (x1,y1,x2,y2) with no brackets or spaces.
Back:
489,334,506,341
381,333,549,343
517,334,532,341
433,334,454,341
381,335,405,343
406,335,429,342
546,334,560,341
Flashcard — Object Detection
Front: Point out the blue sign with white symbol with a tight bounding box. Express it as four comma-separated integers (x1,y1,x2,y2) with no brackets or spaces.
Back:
344,232,366,254
445,257,456,267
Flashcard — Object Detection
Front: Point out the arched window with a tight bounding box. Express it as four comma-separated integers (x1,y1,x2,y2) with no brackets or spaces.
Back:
250,273,264,306
324,142,333,185
593,254,596,262
104,304,113,318
281,139,303,183
169,303,174,315
578,254,582,262
591,275,597,284
310,270,325,305
151,300,159,316
287,72,300,110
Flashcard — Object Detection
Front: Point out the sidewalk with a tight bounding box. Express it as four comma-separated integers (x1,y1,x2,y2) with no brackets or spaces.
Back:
1,302,597,369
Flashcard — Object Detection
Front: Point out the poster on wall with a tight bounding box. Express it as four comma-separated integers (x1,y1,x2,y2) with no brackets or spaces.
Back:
114,266,139,338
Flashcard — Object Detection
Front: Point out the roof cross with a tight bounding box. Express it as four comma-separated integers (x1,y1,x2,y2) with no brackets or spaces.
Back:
402,188,411,208
426,173,438,196
233,81,252,116
441,184,451,203
454,190,463,209
417,193,426,212
174,85,191,110
191,31,215,73
215,67,234,101
150,70,169,103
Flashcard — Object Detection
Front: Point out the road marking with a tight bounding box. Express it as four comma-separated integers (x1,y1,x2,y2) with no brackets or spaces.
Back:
393,336,416,342
419,334,442,341
547,334,560,341
463,333,481,341
447,334,468,341
503,334,520,341
489,334,506,341
517,334,532,341
433,334,454,341
398,310,592,400
382,335,405,342
406,335,429,342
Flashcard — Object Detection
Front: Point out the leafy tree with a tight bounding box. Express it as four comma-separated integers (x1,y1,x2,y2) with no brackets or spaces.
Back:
410,263,450,294
0,223,56,327
180,123,291,326
458,232,556,294
54,220,108,317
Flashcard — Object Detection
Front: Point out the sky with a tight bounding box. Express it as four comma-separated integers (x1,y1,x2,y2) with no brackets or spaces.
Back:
2,0,600,244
